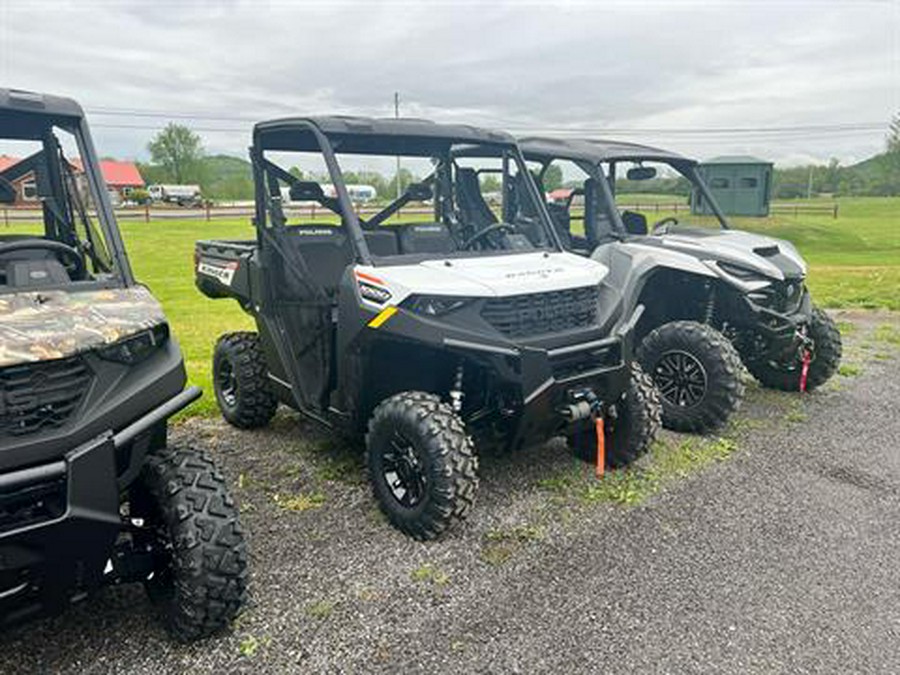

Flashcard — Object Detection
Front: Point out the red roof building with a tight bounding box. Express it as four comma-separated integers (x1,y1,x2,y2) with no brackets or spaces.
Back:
0,154,144,206
69,158,145,190
0,155,20,172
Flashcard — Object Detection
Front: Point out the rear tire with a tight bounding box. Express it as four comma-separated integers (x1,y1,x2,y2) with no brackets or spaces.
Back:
366,392,478,541
135,445,248,642
637,321,744,433
745,306,842,391
567,363,662,468
213,332,277,429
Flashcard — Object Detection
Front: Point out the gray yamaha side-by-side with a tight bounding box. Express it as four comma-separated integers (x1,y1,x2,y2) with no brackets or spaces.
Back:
519,137,841,431
196,117,661,541
0,89,247,640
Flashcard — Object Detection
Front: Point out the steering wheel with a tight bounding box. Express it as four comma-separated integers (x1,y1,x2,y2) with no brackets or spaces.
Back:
460,223,515,250
0,239,86,279
651,217,679,235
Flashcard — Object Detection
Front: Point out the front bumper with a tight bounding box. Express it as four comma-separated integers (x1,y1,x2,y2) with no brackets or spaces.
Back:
443,306,642,450
0,386,200,624
731,287,814,357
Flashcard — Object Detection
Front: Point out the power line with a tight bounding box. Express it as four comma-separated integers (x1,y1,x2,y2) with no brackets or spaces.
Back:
83,106,886,138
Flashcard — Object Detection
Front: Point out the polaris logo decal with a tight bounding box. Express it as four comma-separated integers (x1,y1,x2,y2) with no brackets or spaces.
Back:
198,260,238,286
295,228,337,236
504,267,565,280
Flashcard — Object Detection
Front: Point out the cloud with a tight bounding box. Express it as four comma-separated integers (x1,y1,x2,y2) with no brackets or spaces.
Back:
1,0,896,166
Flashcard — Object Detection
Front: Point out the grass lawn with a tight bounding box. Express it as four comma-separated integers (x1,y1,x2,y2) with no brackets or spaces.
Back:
613,196,899,310
2,196,897,416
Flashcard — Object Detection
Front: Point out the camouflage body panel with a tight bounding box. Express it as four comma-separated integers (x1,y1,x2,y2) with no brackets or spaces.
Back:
0,286,166,368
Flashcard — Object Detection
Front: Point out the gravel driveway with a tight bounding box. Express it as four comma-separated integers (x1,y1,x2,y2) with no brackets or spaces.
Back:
2,310,898,674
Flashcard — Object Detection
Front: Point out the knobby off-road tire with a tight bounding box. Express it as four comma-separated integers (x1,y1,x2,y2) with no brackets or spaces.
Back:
137,445,249,641
366,392,478,541
213,331,277,429
567,363,662,468
745,306,842,392
637,320,745,433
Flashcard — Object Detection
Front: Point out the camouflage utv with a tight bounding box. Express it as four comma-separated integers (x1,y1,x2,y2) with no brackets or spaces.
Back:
0,89,247,640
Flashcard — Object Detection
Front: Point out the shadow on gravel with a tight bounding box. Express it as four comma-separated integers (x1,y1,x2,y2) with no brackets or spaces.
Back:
817,464,900,496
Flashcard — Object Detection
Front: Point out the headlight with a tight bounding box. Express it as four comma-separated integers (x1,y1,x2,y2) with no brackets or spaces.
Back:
358,281,392,304
717,261,769,282
405,295,471,316
97,323,169,364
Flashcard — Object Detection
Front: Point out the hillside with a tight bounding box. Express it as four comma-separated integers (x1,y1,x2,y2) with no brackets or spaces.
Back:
201,154,253,199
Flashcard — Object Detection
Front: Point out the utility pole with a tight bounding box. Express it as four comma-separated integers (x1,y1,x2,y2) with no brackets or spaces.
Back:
394,91,401,200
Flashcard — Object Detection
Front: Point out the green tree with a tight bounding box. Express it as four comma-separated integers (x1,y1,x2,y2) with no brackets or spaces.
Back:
147,123,206,184
289,166,305,180
480,174,501,193
542,164,564,191
384,168,416,199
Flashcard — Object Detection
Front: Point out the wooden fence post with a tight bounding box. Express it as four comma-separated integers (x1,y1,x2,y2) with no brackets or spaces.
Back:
833,204,838,219
144,204,150,223
206,202,211,222
3,208,7,228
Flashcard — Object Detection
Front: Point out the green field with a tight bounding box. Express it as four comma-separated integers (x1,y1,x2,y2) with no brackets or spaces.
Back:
2,196,897,416
611,196,899,310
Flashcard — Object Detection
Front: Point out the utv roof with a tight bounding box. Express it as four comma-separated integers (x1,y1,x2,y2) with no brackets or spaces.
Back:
519,136,694,166
0,88,85,140
255,116,516,156
0,88,83,118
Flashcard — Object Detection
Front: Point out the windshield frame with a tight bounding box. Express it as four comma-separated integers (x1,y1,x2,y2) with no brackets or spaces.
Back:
0,105,133,292
252,119,564,266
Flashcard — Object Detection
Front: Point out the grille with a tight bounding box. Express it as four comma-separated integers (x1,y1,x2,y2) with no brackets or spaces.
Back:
482,286,599,339
748,279,805,313
0,357,92,438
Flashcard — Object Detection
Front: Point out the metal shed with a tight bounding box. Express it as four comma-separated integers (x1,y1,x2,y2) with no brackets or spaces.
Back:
691,155,773,217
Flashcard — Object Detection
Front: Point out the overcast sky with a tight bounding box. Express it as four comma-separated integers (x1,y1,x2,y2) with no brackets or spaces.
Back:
1,0,897,167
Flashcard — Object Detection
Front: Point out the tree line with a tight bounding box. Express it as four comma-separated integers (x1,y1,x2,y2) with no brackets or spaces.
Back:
136,115,900,202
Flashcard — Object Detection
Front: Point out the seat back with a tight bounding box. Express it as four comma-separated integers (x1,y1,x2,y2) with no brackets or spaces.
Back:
455,167,496,229
396,222,457,255
363,230,400,256
283,225,351,295
545,202,572,249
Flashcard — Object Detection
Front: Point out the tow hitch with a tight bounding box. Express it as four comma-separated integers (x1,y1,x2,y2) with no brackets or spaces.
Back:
562,389,607,477
796,327,814,393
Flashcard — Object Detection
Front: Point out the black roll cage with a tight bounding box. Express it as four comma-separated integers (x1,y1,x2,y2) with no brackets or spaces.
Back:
0,92,133,285
521,138,732,238
251,119,565,266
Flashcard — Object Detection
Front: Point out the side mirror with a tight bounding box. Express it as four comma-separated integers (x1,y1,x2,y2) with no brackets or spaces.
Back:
621,210,648,235
0,176,15,204
626,166,657,181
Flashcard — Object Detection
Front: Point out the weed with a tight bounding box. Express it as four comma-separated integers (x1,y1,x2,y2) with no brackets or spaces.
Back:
480,542,517,567
238,635,260,658
874,324,900,345
582,468,656,506
485,524,545,543
784,408,808,423
839,364,862,377
305,600,335,618
410,563,450,586
273,491,326,512
536,473,576,493
835,320,856,335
